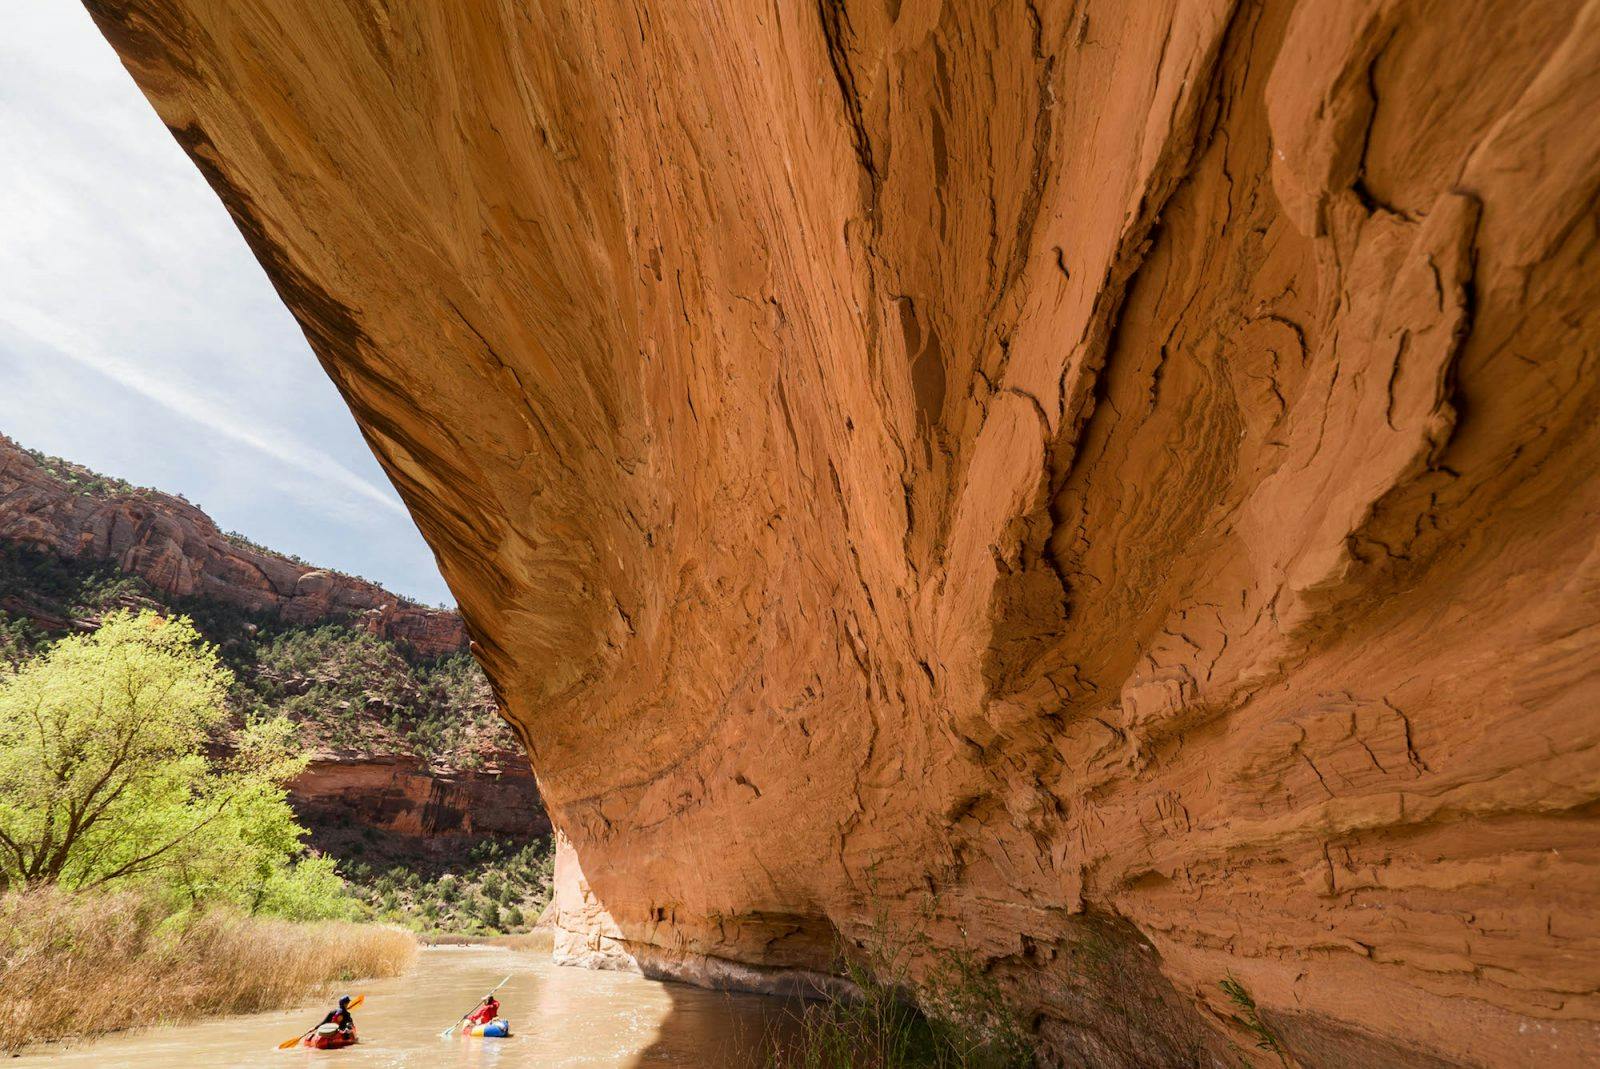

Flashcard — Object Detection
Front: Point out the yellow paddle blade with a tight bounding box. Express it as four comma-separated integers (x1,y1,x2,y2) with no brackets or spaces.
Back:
276,994,364,1048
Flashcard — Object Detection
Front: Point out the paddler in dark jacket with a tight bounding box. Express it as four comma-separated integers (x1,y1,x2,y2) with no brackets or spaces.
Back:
320,995,356,1036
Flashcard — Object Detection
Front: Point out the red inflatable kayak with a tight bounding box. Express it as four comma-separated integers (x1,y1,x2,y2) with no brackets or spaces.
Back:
302,1025,358,1049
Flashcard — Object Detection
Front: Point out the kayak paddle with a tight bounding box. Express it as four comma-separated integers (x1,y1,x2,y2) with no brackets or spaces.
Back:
439,975,511,1038
277,993,364,1049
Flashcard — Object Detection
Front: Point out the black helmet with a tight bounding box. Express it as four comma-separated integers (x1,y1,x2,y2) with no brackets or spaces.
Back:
338,995,351,1008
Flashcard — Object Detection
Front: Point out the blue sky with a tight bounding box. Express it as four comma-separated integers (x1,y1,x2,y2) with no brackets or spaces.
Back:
0,2,453,606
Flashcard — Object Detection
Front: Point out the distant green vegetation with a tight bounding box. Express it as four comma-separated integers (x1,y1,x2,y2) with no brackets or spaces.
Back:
0,617,36,670
342,838,555,936
220,528,313,567
243,626,508,766
0,544,159,664
0,543,512,765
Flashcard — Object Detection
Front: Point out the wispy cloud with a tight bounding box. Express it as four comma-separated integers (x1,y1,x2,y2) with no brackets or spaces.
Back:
5,302,407,517
0,0,451,604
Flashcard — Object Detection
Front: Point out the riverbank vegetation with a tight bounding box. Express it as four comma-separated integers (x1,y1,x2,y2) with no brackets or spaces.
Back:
0,543,513,765
0,611,346,910
0,885,414,1053
0,611,417,1052
766,924,1035,1069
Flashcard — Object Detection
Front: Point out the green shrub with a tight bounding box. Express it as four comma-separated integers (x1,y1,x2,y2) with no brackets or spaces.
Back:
0,614,41,668
766,918,1035,1069
335,836,556,936
1218,975,1287,1065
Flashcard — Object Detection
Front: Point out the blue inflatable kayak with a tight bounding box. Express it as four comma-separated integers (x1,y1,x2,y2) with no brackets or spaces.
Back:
463,1018,511,1038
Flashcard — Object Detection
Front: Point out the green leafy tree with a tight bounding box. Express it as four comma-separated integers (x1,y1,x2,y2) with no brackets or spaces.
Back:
0,611,348,917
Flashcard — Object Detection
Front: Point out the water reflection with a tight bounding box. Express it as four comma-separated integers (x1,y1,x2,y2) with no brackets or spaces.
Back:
9,946,793,1068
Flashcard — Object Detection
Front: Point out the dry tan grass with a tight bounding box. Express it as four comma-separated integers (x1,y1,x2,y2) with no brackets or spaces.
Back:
492,930,553,954
0,886,417,1053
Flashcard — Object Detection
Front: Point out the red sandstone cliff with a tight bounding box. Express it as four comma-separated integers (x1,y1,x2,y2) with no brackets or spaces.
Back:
83,1,1600,1065
0,435,464,657
294,750,547,844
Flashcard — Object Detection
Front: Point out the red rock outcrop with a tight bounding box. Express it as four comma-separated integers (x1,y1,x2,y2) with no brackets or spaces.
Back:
291,752,548,843
0,435,465,657
85,1,1600,1065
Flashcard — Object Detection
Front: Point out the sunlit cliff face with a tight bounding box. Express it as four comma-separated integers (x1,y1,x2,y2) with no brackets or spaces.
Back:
86,0,1600,1064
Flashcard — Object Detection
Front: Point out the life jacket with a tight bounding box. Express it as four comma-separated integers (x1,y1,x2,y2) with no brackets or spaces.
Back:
467,999,500,1025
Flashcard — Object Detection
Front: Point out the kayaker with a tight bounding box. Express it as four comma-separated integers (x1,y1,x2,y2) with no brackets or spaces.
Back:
465,994,501,1027
320,995,357,1038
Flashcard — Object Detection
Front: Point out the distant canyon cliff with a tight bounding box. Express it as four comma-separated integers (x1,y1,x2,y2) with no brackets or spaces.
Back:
84,1,1600,1065
0,435,464,657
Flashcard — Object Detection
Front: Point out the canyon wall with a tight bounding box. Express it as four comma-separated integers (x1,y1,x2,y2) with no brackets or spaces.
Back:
83,1,1600,1065
0,435,464,656
292,752,546,843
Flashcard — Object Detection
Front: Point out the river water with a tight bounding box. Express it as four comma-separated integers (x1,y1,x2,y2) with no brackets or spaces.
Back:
11,946,796,1067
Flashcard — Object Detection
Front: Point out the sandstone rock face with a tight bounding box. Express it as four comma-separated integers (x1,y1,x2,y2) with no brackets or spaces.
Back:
290,752,547,843
0,436,465,657
85,1,1600,1064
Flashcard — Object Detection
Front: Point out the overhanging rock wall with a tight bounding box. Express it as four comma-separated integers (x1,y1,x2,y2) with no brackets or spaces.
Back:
86,1,1600,1064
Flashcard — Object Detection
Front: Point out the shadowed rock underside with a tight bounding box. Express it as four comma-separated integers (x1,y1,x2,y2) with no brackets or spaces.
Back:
83,0,1600,1064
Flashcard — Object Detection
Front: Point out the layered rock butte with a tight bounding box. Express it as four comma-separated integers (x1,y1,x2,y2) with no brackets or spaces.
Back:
0,435,544,845
83,1,1600,1065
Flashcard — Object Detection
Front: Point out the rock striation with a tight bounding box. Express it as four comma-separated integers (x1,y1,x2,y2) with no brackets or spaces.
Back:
85,1,1600,1065
0,435,464,657
291,751,547,844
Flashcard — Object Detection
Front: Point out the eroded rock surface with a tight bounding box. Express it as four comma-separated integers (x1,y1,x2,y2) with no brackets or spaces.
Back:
292,752,546,843
84,1,1600,1064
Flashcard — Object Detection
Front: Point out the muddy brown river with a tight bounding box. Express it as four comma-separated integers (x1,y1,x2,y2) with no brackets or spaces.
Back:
11,946,796,1067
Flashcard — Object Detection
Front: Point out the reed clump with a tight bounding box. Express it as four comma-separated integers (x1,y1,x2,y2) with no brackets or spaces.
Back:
493,929,555,954
0,885,416,1053
765,915,1035,1069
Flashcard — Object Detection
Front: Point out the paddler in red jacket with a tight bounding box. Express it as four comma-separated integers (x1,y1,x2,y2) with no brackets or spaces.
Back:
466,994,500,1026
